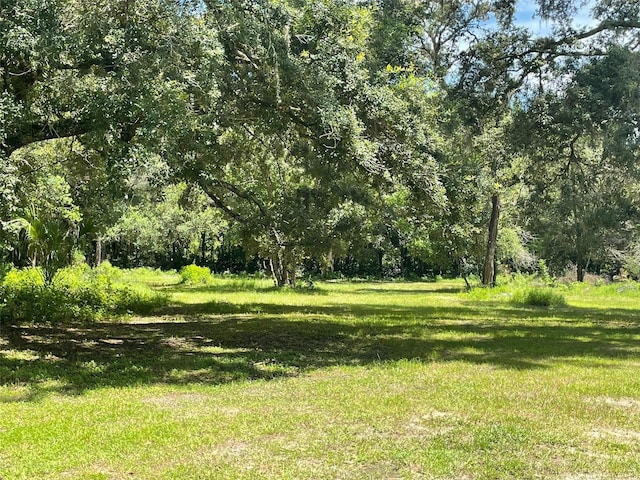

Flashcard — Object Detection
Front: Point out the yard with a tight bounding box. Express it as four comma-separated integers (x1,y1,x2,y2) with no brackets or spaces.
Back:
1,274,639,479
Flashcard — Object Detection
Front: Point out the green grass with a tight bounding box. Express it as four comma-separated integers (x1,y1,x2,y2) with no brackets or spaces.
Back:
1,274,640,479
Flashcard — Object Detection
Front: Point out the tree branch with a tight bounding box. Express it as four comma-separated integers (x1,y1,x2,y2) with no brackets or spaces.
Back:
557,20,640,45
197,178,248,224
210,178,272,221
4,118,92,156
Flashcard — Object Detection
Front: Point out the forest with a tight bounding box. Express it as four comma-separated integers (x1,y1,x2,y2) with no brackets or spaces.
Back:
1,0,640,287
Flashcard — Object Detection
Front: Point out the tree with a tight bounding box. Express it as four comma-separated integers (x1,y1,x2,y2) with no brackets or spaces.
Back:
1,0,222,272
1,0,218,155
0,156,20,256
515,47,640,280
105,182,227,269
392,0,640,285
171,0,444,286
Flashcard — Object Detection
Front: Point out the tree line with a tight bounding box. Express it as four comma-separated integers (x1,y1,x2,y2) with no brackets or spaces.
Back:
1,0,639,286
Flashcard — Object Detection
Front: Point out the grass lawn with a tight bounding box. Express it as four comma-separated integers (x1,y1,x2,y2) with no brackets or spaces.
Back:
1,274,640,479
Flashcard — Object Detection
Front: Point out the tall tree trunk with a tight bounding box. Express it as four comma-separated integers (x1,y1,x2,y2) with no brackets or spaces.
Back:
324,250,334,276
269,255,283,286
576,250,585,282
574,209,585,282
285,248,297,287
482,194,501,287
94,238,102,267
200,232,207,265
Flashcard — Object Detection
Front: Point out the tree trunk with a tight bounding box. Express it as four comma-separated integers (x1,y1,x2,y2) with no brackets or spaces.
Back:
574,211,585,282
94,238,102,267
270,257,285,287
200,232,207,265
325,250,334,275
269,245,296,287
493,255,498,286
482,194,501,287
576,251,585,282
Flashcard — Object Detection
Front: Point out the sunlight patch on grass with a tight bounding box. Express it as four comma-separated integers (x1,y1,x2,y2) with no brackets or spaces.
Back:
0,349,40,361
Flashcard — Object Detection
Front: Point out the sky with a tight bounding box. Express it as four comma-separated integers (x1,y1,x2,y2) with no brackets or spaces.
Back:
514,0,598,35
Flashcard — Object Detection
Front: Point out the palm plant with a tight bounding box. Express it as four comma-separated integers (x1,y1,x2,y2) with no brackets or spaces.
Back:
9,205,80,283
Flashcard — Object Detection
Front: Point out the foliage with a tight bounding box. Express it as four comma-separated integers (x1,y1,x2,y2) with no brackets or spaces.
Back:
465,273,567,306
515,47,640,280
620,242,640,279
1,0,640,285
0,261,10,278
0,156,20,254
174,0,445,286
537,259,551,283
179,264,213,285
105,182,227,268
9,198,81,284
510,287,567,307
0,264,167,324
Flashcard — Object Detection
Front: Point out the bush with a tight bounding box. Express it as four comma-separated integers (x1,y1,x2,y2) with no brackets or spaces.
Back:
0,265,168,324
110,284,168,314
0,263,11,283
537,259,551,283
510,287,566,307
180,264,212,284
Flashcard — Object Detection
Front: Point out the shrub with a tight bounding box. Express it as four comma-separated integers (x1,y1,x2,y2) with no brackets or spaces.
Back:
180,264,212,284
537,259,551,283
510,287,566,307
110,284,168,314
94,260,124,283
0,263,11,282
0,265,168,324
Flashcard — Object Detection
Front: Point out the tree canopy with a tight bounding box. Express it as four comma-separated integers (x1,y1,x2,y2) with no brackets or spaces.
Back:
2,0,640,284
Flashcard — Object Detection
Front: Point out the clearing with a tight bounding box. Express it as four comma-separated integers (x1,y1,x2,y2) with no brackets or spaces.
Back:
1,275,639,479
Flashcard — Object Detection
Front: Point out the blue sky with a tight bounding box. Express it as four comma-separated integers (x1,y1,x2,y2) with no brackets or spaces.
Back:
514,0,598,34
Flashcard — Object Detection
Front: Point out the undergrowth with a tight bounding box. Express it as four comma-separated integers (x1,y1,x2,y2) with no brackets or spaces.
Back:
179,264,213,284
510,287,567,306
466,274,566,306
0,263,168,324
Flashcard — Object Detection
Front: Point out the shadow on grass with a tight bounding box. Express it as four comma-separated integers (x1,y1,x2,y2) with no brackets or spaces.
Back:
157,298,640,323
353,287,465,295
1,296,639,401
170,283,329,295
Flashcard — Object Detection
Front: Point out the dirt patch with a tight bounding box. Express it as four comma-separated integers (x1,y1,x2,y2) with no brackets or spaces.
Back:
141,393,243,418
587,396,640,409
212,440,250,456
161,336,198,349
422,410,456,420
403,411,459,438
601,397,640,409
589,428,640,444
360,461,403,479
561,475,602,480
